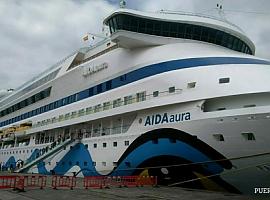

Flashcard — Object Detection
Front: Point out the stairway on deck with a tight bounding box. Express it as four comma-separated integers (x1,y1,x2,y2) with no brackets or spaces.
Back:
15,138,76,173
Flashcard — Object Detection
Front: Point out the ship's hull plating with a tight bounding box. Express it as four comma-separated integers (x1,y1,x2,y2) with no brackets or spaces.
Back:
2,108,270,195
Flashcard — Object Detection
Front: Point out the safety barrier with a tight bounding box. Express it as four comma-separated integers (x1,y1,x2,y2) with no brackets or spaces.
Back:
0,175,47,191
84,176,157,189
24,175,47,189
137,176,157,187
0,176,17,189
0,175,157,191
15,176,25,191
52,175,76,190
84,176,107,189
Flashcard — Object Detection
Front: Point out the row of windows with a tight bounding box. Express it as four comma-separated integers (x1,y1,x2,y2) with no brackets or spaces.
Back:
213,132,256,141
0,74,126,127
107,14,252,55
92,140,130,149
0,132,256,156
0,87,51,118
1,148,33,155
0,69,59,108
34,91,146,129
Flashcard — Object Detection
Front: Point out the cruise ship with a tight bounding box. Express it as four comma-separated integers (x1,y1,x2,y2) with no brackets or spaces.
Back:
1,5,270,195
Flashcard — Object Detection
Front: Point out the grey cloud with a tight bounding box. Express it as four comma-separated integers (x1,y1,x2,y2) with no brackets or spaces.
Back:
0,0,116,90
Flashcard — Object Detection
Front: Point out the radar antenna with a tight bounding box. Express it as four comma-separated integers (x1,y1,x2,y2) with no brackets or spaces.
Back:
119,0,126,8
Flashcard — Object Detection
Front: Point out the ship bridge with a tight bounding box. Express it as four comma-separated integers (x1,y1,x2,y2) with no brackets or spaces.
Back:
104,9,255,55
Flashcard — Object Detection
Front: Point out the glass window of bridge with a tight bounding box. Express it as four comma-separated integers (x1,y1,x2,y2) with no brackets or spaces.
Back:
109,14,252,55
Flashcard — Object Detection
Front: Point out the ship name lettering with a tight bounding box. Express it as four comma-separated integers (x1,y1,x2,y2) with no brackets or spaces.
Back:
144,112,191,126
83,62,108,76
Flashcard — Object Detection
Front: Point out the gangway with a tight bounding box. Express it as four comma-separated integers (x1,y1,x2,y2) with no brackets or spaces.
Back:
15,138,75,173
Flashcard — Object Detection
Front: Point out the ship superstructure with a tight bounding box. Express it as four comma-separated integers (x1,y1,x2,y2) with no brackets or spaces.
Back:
1,8,270,194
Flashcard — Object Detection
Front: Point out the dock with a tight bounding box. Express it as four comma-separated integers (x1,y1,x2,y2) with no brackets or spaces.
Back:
0,172,255,200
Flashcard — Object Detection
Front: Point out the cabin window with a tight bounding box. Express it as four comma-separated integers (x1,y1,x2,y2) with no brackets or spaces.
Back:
113,142,117,147
113,162,118,167
124,95,133,105
136,91,146,102
242,132,256,141
153,91,159,97
169,87,175,93
124,141,129,146
213,134,225,141
217,108,226,111
92,162,96,166
102,162,106,166
103,143,107,148
86,107,93,114
219,78,230,84
243,104,256,108
94,104,102,113
103,102,111,110
93,143,97,148
113,98,122,108
187,82,196,89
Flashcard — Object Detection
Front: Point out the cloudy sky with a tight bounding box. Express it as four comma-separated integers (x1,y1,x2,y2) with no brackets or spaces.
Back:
0,0,269,91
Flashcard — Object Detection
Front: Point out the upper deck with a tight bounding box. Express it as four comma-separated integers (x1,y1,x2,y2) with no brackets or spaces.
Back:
104,9,255,55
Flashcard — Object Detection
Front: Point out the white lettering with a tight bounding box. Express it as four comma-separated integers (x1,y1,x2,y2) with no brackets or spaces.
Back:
83,62,108,77
254,187,270,194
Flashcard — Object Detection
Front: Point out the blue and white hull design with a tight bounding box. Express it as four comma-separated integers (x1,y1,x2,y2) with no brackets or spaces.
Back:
1,8,270,195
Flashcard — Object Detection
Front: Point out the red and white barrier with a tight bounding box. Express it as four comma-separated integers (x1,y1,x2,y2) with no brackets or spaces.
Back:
51,175,76,190
0,176,17,189
84,176,157,189
24,175,47,189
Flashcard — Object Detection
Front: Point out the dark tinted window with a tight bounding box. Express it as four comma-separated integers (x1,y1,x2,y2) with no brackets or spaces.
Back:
109,14,252,55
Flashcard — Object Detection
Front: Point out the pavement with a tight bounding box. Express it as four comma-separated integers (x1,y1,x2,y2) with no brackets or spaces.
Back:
0,185,257,200
0,172,263,200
